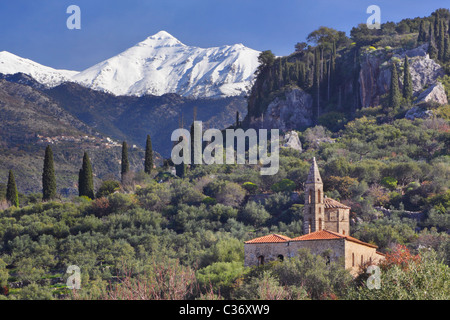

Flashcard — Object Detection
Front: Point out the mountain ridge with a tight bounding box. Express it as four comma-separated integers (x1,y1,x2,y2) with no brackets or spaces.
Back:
0,31,261,99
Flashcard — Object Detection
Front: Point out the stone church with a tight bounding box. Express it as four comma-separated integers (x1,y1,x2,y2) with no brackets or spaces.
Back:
244,158,385,275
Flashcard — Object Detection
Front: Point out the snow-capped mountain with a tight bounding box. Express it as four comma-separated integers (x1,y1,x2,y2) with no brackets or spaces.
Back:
0,31,261,98
0,51,78,87
72,31,261,98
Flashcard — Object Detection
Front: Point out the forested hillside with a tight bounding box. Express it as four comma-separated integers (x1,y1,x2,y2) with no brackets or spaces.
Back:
244,8,450,128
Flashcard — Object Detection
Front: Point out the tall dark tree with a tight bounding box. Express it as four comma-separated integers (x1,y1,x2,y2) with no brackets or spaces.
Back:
417,20,427,43
144,135,154,175
278,58,283,86
428,20,434,40
121,141,130,180
428,31,438,60
235,111,240,128
284,60,290,84
444,33,450,62
42,145,57,201
78,152,94,199
437,20,445,61
434,14,440,40
313,48,321,119
402,55,413,103
388,63,401,111
6,170,19,207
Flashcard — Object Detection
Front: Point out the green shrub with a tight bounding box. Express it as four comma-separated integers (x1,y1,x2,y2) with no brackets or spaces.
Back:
381,176,398,190
271,179,296,193
96,180,120,198
242,182,258,194
202,196,217,206
238,202,270,227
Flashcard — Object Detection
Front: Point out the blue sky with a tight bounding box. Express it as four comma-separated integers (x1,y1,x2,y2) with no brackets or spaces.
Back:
0,0,448,70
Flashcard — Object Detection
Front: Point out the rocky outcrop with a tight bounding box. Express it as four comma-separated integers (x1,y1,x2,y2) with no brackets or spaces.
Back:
404,105,434,120
415,82,448,106
359,44,446,108
249,88,313,131
282,130,302,151
405,82,448,120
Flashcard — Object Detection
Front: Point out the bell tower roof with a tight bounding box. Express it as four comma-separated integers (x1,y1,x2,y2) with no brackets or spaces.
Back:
306,157,322,184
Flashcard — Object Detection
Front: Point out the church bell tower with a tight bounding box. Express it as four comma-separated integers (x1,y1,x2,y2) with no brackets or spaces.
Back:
304,157,325,234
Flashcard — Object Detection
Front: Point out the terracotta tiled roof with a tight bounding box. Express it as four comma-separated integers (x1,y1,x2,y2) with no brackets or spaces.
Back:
324,197,351,209
245,234,291,244
291,229,342,241
291,229,378,249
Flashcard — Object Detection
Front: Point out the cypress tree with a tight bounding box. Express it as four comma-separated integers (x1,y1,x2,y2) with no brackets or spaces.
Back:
428,31,438,60
6,170,19,207
437,21,445,61
294,60,300,84
235,111,240,128
418,20,426,43
121,141,129,180
388,63,401,111
313,48,321,118
284,60,290,84
78,152,94,199
278,58,283,86
428,20,434,40
42,145,56,201
444,33,450,62
331,42,336,74
301,63,307,87
402,55,413,103
417,21,422,42
144,134,153,175
434,15,440,40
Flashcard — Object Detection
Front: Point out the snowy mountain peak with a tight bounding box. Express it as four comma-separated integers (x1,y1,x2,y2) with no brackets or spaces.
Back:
149,30,178,40
139,30,185,48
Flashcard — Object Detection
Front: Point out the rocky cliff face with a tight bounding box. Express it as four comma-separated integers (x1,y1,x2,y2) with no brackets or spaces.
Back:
248,88,313,131
416,82,448,106
359,44,446,108
246,44,447,133
282,130,302,151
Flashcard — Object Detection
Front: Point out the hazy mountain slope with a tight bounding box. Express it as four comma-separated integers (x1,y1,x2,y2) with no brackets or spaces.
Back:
0,80,148,194
44,81,248,157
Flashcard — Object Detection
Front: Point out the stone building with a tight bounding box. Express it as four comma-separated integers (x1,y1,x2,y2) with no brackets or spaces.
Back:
244,158,384,276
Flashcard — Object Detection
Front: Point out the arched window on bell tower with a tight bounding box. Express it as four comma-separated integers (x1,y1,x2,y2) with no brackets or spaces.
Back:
318,189,321,203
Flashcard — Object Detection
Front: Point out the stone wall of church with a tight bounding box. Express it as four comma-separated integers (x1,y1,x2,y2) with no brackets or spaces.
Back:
344,240,385,276
244,242,290,267
244,239,347,267
324,208,350,235
289,239,345,265
244,239,385,277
